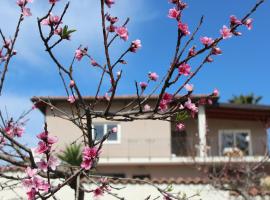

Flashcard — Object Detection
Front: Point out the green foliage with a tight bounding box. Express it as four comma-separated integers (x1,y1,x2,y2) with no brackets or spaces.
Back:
58,143,82,166
61,25,76,39
229,93,262,104
175,110,189,122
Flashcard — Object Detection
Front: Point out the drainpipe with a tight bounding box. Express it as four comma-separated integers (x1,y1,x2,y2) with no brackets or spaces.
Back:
198,105,207,157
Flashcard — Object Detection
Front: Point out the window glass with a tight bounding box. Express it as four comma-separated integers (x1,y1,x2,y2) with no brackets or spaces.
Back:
107,124,118,141
94,125,104,140
235,132,249,155
220,131,250,156
221,133,234,153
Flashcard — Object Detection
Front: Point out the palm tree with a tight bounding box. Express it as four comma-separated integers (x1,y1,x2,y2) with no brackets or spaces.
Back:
229,93,262,104
58,143,82,166
58,144,84,199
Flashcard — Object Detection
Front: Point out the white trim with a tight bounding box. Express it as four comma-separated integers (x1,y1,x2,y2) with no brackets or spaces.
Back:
218,129,252,156
198,105,207,157
92,123,121,144
98,156,268,165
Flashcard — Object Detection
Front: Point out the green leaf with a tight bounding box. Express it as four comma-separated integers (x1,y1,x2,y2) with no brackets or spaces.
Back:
176,110,189,121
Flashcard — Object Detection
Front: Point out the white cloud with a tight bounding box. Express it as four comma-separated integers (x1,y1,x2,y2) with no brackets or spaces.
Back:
0,94,44,146
0,0,158,67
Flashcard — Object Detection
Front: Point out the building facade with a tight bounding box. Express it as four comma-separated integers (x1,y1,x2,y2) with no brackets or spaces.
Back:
32,96,270,180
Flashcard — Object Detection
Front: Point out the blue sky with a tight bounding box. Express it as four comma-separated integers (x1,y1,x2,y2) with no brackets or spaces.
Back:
0,0,269,144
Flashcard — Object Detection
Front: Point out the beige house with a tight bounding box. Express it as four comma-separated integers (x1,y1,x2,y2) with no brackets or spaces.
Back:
32,96,270,180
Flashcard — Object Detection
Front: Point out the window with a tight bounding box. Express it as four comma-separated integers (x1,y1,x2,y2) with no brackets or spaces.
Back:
219,130,252,156
92,123,121,144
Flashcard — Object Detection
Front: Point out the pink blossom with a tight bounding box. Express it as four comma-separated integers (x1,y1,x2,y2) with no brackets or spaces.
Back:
105,0,115,8
244,18,253,30
82,146,99,159
178,63,191,76
26,188,36,200
67,96,76,104
163,93,173,102
159,100,169,111
107,24,117,32
36,131,47,140
144,104,151,111
41,14,61,26
69,80,75,87
37,160,48,172
75,49,86,61
213,88,219,97
220,25,232,39
168,8,180,19
230,15,242,25
148,72,159,81
54,27,62,35
130,39,142,52
22,7,32,16
184,98,198,117
94,187,104,197
90,59,98,66
176,123,185,131
48,156,60,170
49,0,60,3
35,141,49,154
184,83,193,92
4,123,25,138
178,22,190,35
106,15,118,24
25,167,37,178
81,146,99,170
17,0,33,7
41,18,50,25
188,46,196,57
116,27,129,41
104,93,110,101
3,39,11,49
212,47,222,55
205,56,213,63
17,0,25,7
111,127,118,133
200,36,214,46
80,159,92,170
159,93,173,111
47,135,58,144
139,82,148,90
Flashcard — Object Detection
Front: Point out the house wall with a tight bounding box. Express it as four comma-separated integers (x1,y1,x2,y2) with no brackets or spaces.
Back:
46,101,171,158
46,101,267,158
171,117,267,156
207,119,267,156
96,164,204,178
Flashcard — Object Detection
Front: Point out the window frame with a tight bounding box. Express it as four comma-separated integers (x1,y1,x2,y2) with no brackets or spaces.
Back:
92,123,121,144
218,129,252,156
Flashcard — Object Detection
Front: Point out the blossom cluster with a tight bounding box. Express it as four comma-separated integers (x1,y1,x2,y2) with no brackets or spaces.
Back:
23,130,59,200
4,120,25,138
16,0,33,17
23,167,50,200
92,177,110,198
168,0,190,36
80,146,99,170
0,39,17,65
